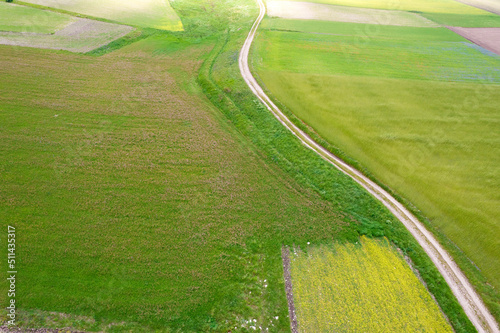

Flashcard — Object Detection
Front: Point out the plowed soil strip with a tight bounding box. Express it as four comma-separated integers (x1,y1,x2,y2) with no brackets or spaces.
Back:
448,26,500,56
282,247,299,333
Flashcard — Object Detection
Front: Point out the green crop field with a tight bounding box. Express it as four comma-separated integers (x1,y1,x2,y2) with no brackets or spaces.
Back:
0,2,76,33
254,15,500,312
290,237,453,332
20,0,183,31
255,28,500,83
0,0,493,331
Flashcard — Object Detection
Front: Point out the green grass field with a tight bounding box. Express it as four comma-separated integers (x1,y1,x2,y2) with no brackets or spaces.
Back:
20,0,183,31
290,237,453,332
0,1,403,330
0,0,487,331
254,18,500,301
0,2,75,33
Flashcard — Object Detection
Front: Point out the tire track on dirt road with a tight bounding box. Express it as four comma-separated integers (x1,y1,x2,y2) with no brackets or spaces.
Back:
238,0,500,331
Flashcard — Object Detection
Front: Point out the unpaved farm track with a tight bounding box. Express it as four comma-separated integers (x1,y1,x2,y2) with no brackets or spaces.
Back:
239,0,500,332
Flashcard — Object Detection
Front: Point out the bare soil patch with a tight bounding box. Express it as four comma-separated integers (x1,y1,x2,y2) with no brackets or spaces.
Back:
448,26,500,55
281,247,299,333
267,1,439,27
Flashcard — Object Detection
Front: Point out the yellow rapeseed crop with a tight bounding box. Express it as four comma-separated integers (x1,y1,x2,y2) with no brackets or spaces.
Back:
290,237,453,332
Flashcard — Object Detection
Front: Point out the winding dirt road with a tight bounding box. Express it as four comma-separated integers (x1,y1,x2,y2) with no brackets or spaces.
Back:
239,0,500,332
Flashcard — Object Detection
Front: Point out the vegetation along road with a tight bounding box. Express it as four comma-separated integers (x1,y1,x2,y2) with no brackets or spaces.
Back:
239,0,500,331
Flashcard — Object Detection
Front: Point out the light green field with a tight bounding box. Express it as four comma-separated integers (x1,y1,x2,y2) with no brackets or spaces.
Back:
266,1,439,27
270,0,490,14
0,2,75,33
0,19,134,53
20,0,183,31
458,0,500,15
254,21,500,290
290,237,453,332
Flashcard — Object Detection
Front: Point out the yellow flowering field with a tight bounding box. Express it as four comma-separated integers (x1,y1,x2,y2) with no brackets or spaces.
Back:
290,237,454,332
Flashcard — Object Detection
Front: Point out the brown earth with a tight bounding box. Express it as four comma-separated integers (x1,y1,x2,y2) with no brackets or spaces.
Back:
448,26,500,56
281,247,299,333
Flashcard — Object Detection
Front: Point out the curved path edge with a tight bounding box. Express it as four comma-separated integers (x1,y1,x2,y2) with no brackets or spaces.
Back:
238,0,499,332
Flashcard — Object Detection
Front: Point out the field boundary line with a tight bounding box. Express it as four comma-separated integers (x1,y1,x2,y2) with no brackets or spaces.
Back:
281,247,299,333
239,0,499,332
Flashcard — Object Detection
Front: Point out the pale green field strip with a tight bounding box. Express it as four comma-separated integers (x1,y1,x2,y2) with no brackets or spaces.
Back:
420,12,500,27
0,18,134,52
266,1,438,27
290,237,453,332
268,0,490,14
20,0,183,31
455,0,500,15
258,70,500,290
0,2,76,33
255,29,500,83
261,18,464,40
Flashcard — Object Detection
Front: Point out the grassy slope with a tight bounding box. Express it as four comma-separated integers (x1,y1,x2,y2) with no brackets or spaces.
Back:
19,0,183,31
0,2,75,33
254,19,500,317
0,0,478,332
291,237,453,332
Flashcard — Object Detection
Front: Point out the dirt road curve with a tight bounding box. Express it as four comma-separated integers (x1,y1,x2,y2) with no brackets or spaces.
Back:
239,0,500,332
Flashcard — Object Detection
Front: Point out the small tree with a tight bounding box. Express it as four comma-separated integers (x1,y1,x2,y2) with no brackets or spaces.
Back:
6,0,14,3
